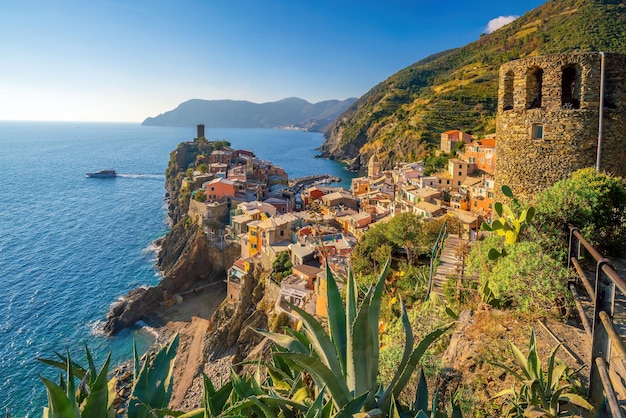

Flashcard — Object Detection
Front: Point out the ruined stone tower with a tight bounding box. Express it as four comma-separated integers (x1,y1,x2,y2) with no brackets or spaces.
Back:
495,52,626,200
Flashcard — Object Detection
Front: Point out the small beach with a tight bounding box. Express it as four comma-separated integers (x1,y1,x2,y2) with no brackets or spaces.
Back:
148,283,232,410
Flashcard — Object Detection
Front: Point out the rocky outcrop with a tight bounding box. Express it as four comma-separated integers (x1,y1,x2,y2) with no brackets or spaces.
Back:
103,223,222,335
204,264,268,364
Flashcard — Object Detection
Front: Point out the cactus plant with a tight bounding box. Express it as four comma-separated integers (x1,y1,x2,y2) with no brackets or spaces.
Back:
481,185,535,259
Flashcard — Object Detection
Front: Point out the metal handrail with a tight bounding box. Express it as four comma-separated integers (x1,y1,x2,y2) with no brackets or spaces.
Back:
567,224,626,416
425,220,448,300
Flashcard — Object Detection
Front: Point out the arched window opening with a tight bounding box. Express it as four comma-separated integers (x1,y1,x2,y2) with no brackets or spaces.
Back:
526,67,543,109
503,70,514,111
561,65,581,109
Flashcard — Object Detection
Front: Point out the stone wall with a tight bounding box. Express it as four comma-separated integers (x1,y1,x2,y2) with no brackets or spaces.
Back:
495,52,626,200
188,199,230,226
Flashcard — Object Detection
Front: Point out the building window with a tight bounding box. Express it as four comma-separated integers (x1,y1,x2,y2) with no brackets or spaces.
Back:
503,70,514,111
561,64,581,109
458,181,461,186
526,67,543,109
210,187,215,191
531,124,544,140
458,171,462,176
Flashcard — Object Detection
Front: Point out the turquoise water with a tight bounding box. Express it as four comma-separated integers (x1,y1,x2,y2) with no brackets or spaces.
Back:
0,122,355,416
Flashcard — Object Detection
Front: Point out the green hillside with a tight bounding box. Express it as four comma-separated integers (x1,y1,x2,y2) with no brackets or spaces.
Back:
320,0,626,169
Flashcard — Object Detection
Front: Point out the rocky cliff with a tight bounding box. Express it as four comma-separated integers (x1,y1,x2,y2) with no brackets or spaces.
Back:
103,141,230,335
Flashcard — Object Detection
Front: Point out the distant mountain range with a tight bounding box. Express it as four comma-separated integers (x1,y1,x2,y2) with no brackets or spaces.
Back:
141,97,357,132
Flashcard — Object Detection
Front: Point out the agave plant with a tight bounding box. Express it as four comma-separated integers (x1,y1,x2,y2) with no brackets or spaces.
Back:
37,334,180,418
492,329,593,417
256,260,454,416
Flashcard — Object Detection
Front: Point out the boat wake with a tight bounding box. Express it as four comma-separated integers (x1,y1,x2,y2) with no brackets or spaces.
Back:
116,173,165,180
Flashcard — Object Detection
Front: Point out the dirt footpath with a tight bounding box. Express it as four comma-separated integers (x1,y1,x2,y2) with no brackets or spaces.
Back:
152,283,226,411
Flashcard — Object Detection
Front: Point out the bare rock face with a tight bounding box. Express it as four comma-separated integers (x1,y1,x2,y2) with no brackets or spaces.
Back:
103,286,165,335
204,265,267,362
103,223,219,335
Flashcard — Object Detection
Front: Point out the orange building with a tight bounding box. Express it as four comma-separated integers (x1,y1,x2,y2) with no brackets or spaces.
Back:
205,178,237,202
463,138,496,174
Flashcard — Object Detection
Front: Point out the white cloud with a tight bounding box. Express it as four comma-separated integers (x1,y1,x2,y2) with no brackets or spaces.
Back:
485,15,519,34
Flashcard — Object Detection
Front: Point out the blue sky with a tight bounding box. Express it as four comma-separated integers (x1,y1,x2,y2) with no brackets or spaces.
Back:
0,1,546,122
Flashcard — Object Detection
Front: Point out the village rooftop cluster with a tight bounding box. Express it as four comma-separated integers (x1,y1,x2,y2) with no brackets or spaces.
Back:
179,125,497,322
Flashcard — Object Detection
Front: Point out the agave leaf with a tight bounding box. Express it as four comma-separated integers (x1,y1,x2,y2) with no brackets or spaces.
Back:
39,376,78,418
305,387,326,418
509,341,530,378
413,369,429,413
524,405,551,417
502,185,514,198
345,267,357,392
174,409,206,418
431,388,439,418
380,299,415,411
284,301,343,382
480,221,493,232
416,411,429,418
36,357,87,381
527,331,541,380
129,334,179,417
81,351,112,418
255,329,309,354
393,323,454,400
107,377,117,417
276,352,351,410
64,351,81,417
285,328,312,351
324,263,348,377
332,392,368,418
526,206,535,223
546,343,562,390
491,388,516,399
451,397,463,418
559,393,593,410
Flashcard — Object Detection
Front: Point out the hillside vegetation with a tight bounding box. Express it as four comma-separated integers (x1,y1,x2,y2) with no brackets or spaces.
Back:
321,0,626,169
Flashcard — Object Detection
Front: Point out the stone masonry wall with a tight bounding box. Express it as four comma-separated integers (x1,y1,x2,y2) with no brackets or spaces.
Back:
495,53,626,200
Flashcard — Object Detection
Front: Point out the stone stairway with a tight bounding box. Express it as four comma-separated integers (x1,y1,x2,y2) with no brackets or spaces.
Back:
431,234,471,295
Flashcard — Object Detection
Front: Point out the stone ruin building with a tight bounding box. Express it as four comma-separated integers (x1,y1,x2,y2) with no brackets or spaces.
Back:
495,52,626,199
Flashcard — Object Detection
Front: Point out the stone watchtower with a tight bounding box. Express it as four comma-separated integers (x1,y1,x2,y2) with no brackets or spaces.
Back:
495,52,626,200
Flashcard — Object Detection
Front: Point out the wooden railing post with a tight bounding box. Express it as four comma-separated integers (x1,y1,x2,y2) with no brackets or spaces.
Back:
588,258,616,406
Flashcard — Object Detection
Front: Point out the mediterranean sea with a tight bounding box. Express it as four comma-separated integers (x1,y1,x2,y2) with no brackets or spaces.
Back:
0,121,357,416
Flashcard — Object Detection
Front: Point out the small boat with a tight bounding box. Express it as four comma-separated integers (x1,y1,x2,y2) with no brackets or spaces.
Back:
86,169,117,178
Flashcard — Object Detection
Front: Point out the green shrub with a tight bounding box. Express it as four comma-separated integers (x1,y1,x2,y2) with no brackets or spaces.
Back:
484,241,570,315
532,168,626,260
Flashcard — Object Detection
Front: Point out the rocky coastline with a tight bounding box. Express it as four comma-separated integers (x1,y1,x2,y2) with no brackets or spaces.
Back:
102,138,273,409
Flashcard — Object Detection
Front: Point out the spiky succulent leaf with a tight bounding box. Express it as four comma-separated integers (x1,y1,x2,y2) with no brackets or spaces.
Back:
81,352,112,418
276,352,351,410
128,334,179,418
39,376,78,418
255,329,309,354
284,301,343,382
413,369,429,413
392,323,454,400
325,263,347,376
558,393,593,410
